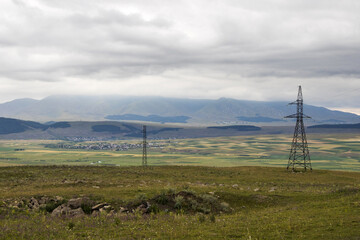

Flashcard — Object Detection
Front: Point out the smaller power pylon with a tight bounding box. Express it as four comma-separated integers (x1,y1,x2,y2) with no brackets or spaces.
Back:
142,125,147,167
285,86,312,171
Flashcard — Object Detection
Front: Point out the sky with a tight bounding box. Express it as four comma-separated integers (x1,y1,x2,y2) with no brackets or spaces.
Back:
0,0,359,114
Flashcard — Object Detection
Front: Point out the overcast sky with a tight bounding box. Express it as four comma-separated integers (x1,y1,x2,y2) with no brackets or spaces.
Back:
0,0,359,113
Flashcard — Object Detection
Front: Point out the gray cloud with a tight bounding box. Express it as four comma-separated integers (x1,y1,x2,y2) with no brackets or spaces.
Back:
0,0,359,112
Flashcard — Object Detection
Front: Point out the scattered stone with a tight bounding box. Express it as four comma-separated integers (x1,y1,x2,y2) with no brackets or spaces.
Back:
119,207,128,213
232,184,239,188
136,201,150,214
92,186,100,189
103,205,111,210
68,198,83,209
208,192,215,195
28,197,39,210
269,187,277,192
52,204,85,217
107,210,115,217
68,197,91,209
91,210,100,217
92,203,108,211
55,196,64,202
254,188,260,192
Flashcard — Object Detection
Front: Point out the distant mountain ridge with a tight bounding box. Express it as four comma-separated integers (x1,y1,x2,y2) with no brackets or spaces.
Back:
0,95,358,125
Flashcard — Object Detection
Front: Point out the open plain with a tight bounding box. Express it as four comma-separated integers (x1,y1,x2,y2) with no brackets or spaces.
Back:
0,133,359,239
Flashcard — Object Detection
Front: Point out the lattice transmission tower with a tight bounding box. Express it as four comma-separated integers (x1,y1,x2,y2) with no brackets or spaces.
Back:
142,125,147,167
285,86,312,171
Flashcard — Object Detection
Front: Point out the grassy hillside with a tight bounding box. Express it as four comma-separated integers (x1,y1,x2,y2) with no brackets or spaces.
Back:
0,166,359,239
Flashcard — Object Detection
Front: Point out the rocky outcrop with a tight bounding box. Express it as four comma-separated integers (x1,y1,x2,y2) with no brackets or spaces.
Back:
51,205,84,217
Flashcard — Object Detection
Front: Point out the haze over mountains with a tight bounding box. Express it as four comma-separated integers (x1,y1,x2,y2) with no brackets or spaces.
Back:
0,95,358,125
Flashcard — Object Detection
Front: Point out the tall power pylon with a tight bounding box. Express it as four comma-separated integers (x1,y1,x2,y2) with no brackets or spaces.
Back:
142,125,147,167
285,86,312,171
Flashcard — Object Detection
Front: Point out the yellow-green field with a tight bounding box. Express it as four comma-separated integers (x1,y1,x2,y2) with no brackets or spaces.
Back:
0,133,359,171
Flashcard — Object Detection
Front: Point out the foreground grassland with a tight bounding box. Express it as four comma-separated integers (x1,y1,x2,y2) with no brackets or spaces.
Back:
0,166,360,239
0,133,359,171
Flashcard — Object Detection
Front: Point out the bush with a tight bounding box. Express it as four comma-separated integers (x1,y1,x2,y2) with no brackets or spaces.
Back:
148,204,159,214
198,214,206,223
156,192,168,205
43,200,65,213
174,196,184,210
67,222,75,230
189,199,199,211
220,202,230,212
81,203,92,215
201,194,217,204
210,214,216,223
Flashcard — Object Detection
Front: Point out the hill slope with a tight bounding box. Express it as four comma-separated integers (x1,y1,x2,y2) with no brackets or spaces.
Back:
0,96,358,125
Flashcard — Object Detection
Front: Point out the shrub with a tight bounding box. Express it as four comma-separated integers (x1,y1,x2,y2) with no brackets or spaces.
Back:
198,214,206,223
81,203,92,215
201,194,217,204
156,192,168,205
148,204,159,214
67,222,75,230
43,200,65,213
220,202,230,212
189,199,199,211
174,196,184,210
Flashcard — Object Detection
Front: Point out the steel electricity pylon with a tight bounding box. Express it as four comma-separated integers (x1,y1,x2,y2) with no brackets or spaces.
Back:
142,125,147,167
285,86,312,171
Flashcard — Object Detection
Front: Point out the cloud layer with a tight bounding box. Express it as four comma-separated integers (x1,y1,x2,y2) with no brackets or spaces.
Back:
0,0,359,112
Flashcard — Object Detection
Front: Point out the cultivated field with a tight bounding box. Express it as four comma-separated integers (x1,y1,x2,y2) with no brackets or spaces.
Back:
0,133,359,171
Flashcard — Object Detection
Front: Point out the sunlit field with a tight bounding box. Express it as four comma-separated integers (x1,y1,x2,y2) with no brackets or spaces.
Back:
0,133,359,171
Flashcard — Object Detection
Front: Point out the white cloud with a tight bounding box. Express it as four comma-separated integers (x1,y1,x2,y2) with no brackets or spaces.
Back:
0,0,359,109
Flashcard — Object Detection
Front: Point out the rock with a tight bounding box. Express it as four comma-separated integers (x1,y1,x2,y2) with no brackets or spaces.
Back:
254,188,260,192
68,198,83,209
103,205,111,210
51,204,69,217
68,197,90,209
28,197,39,209
107,210,115,217
55,196,64,202
269,187,277,192
219,184,224,187
68,208,85,217
51,205,84,217
232,184,239,188
39,197,50,205
119,207,128,213
92,203,108,211
208,192,215,195
136,201,150,214
92,186,100,189
91,210,100,217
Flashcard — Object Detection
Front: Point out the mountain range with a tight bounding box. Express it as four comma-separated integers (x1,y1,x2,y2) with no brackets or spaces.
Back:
0,95,358,125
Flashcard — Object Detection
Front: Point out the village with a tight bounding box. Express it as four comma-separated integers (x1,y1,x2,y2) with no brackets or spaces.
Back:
44,141,166,151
